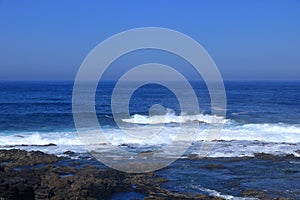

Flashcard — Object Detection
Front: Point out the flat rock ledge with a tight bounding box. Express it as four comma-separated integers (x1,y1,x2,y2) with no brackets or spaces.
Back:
0,149,223,200
0,150,294,200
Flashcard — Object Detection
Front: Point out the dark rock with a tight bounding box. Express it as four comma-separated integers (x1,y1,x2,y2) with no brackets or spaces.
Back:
42,143,56,147
253,153,299,161
284,169,298,174
63,150,75,155
0,149,298,200
284,154,298,159
71,161,80,166
200,164,226,170
242,189,267,199
3,149,293,200
0,150,225,200
0,168,40,200
0,149,61,168
138,150,155,157
253,153,283,161
20,143,56,147
223,156,253,162
153,177,168,183
119,143,130,147
4,143,57,148
144,186,224,199
187,154,201,160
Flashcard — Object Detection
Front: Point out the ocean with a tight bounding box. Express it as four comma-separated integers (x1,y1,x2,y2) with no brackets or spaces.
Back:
0,81,299,199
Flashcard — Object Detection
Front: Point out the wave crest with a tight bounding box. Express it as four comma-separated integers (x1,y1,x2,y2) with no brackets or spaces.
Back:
122,110,227,124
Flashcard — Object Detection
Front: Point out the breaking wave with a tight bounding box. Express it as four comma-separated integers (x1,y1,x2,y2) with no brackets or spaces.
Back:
122,110,227,124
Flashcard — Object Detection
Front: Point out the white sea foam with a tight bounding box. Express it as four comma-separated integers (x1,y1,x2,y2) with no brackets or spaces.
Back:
121,111,227,124
0,131,87,156
0,132,81,146
1,114,300,157
121,112,300,144
217,123,300,143
191,184,257,200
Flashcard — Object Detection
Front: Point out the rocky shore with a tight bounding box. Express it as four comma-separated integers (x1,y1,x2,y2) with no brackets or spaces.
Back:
0,149,224,200
0,149,296,200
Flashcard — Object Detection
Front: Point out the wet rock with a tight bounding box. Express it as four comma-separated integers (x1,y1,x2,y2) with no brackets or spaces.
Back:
1,150,225,200
63,150,75,155
38,143,56,147
2,149,293,200
144,186,224,199
138,150,155,157
242,189,267,199
254,153,283,161
153,177,168,183
0,168,40,200
71,161,80,166
223,156,253,162
119,143,131,147
284,169,298,174
187,154,201,160
200,164,226,170
242,189,291,200
3,143,56,148
284,154,298,159
0,149,61,168
253,153,298,161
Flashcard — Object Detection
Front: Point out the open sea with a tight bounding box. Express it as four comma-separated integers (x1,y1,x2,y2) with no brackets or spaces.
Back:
0,81,299,199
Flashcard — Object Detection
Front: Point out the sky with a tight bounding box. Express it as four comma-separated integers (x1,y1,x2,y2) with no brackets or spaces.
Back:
0,0,300,81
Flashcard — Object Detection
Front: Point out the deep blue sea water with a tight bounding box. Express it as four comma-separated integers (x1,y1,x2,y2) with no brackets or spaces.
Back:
0,81,299,130
0,81,300,199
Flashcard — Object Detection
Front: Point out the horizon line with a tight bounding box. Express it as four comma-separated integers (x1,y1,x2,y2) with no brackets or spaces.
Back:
0,79,300,82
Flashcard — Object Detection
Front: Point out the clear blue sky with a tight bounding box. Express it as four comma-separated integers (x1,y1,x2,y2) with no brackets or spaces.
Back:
0,0,299,80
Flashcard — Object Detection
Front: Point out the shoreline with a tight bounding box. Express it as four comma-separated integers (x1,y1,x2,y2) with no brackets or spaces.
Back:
0,149,224,200
1,150,297,200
